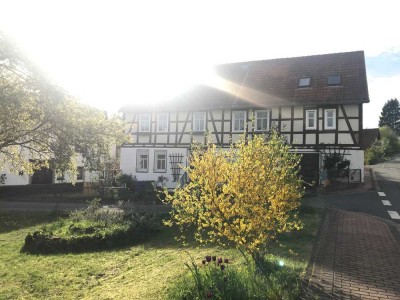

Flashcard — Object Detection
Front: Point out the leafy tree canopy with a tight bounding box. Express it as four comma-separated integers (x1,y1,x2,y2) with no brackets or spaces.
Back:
378,98,400,134
164,131,304,265
0,32,129,176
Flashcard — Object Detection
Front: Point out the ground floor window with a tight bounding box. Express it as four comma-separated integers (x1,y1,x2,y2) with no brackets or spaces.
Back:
136,149,149,172
77,166,83,180
154,150,167,172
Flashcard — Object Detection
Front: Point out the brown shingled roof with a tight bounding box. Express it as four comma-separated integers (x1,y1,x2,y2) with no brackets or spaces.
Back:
361,128,381,150
121,51,369,112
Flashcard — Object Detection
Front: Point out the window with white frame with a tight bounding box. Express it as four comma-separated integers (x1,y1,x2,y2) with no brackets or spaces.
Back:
139,114,151,132
136,149,149,172
157,113,168,132
154,150,167,172
306,109,317,130
232,111,246,132
324,109,336,130
255,110,270,131
193,112,206,132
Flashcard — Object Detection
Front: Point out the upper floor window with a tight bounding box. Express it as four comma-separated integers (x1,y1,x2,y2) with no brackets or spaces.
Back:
157,113,168,132
306,109,317,130
324,109,336,130
139,113,151,132
154,150,167,172
193,112,206,132
298,77,311,87
136,149,149,172
327,75,341,86
255,110,270,131
232,111,246,132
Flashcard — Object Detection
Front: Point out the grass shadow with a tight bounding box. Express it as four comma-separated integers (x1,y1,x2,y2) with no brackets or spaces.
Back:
0,211,66,234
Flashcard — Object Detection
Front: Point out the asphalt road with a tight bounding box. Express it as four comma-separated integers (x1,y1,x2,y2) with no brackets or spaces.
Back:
369,154,400,223
307,154,400,224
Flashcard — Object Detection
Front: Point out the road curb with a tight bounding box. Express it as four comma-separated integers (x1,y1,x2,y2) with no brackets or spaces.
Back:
369,167,381,191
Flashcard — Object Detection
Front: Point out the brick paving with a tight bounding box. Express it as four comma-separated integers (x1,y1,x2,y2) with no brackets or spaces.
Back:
306,209,400,299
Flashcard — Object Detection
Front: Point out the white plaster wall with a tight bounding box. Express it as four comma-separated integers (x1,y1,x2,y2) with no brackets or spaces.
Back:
344,105,359,117
212,110,223,120
120,147,189,189
319,133,335,144
305,134,316,144
293,120,303,132
281,107,291,119
281,121,291,132
349,119,359,131
338,133,354,144
0,171,30,185
292,134,303,144
338,120,349,131
271,107,279,119
293,106,303,118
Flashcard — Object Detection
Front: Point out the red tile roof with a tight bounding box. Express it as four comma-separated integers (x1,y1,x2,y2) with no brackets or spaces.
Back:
121,51,369,111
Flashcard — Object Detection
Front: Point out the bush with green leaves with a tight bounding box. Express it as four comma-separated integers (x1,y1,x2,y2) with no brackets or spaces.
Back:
365,126,400,165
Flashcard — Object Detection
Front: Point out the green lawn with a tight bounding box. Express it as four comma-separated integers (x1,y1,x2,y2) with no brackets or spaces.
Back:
0,207,320,299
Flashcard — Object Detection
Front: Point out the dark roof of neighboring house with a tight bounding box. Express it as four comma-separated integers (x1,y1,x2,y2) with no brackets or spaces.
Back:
362,128,381,150
121,51,369,112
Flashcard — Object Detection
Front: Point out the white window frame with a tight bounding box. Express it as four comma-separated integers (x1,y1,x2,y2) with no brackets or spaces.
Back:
138,113,151,132
306,109,317,130
324,109,336,130
255,110,270,131
156,113,169,132
136,149,149,172
192,112,206,132
232,111,246,132
154,150,167,173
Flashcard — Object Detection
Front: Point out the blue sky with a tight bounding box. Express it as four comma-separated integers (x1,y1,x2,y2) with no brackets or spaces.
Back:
1,0,399,128
366,52,400,78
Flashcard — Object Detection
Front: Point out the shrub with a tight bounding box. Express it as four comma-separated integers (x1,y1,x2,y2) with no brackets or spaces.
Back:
380,126,400,155
22,200,165,254
164,130,304,268
365,126,400,165
365,141,384,165
168,255,301,300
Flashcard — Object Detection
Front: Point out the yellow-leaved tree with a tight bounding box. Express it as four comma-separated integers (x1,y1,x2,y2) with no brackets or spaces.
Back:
164,130,304,266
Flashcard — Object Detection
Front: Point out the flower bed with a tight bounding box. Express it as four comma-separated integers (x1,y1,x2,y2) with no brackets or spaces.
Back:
21,199,166,254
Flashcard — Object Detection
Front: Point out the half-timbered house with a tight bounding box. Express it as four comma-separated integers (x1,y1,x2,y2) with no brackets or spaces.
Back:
120,51,369,189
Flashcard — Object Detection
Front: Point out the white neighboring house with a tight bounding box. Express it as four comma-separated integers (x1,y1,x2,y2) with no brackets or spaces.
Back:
0,154,106,187
119,51,369,190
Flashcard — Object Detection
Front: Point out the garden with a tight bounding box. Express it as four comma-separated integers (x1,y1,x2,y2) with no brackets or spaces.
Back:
0,204,319,299
0,131,322,299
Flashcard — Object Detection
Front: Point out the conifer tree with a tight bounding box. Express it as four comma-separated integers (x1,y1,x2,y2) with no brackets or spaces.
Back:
379,99,400,135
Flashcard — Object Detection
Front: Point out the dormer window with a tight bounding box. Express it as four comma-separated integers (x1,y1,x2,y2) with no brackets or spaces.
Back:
328,75,341,86
298,77,311,87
